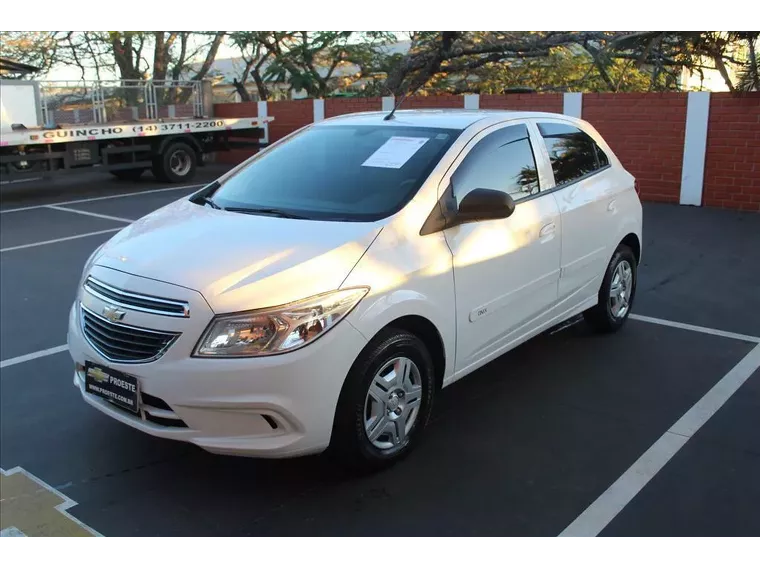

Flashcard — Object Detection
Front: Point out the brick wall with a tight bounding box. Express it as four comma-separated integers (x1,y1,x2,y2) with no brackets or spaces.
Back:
213,102,260,165
212,93,759,211
702,93,760,211
583,93,688,204
325,97,382,117
480,93,563,112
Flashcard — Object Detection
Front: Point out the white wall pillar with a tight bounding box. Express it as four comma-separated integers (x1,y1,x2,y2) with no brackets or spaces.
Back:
563,92,583,118
464,94,480,110
313,99,325,122
382,96,395,112
257,100,269,144
680,92,711,206
168,104,176,118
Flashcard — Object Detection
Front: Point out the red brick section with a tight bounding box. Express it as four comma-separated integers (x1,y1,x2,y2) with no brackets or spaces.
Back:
325,97,382,118
213,101,258,118
703,92,760,212
480,93,563,112
213,102,259,164
583,93,688,204
398,95,465,109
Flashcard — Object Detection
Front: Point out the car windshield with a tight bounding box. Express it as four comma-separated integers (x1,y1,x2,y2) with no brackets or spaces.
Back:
207,124,462,221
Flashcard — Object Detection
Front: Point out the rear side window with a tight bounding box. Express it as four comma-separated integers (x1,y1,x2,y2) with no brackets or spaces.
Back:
538,123,610,186
451,124,540,203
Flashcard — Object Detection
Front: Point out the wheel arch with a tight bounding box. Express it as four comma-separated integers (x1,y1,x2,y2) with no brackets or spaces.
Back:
152,134,203,158
620,232,641,264
376,315,447,391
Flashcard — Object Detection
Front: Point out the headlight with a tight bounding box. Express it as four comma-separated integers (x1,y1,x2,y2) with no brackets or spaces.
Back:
193,287,369,358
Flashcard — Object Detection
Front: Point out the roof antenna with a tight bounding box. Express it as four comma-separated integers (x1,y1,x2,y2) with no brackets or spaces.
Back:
383,82,423,121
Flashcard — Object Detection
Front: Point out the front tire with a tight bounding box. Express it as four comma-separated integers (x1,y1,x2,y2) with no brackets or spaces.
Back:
583,244,637,333
329,328,436,472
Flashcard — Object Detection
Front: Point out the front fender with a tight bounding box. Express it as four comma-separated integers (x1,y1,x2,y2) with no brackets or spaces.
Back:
340,218,456,384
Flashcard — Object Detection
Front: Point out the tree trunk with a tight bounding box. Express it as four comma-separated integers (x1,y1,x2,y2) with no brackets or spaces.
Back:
110,33,144,105
251,66,270,100
232,78,252,102
711,48,735,92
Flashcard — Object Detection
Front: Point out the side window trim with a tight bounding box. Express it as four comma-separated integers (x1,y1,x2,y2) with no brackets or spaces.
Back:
437,120,543,206
533,118,613,194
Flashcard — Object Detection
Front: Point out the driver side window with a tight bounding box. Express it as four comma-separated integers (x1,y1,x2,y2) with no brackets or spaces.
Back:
451,124,540,205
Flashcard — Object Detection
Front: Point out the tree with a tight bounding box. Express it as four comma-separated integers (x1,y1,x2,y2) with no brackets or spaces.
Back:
381,32,613,95
1,31,226,86
228,32,291,101
380,31,759,95
0,32,58,76
261,31,397,98
735,34,759,92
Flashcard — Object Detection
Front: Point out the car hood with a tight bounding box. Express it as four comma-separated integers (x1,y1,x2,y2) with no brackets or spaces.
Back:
94,198,383,313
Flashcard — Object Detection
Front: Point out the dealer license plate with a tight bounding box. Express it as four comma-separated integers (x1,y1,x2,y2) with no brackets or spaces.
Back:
84,361,140,414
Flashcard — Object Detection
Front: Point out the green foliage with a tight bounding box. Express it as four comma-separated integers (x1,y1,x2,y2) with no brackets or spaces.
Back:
0,32,58,76
261,31,397,97
470,47,664,93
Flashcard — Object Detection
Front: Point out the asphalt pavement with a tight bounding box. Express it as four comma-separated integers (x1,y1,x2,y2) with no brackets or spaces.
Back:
1,169,758,536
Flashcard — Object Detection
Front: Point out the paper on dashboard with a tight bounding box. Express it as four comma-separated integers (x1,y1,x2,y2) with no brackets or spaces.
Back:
361,136,429,169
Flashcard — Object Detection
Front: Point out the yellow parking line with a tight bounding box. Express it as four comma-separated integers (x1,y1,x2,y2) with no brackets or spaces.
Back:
0,467,101,537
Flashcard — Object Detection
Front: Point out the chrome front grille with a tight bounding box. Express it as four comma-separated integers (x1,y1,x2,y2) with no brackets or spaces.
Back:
84,276,190,318
80,304,180,363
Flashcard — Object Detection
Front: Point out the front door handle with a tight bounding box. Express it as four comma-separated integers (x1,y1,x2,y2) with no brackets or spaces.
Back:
539,223,556,238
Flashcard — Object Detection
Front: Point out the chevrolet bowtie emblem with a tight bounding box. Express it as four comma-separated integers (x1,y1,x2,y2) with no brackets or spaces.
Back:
102,305,126,322
86,366,109,383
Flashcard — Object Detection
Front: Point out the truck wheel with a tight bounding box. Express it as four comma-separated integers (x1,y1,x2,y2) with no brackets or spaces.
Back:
152,141,197,183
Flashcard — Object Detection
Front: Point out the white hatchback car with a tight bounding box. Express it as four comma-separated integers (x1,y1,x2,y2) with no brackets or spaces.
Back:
68,109,642,470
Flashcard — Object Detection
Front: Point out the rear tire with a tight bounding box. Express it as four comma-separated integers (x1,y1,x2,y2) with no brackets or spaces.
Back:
329,328,436,473
583,244,637,333
152,141,197,183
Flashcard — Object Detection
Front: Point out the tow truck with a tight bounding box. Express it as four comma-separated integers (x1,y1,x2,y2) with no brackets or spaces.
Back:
0,78,272,183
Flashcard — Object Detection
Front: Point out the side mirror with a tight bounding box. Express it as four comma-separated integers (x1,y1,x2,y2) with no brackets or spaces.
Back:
457,188,516,223
419,186,517,236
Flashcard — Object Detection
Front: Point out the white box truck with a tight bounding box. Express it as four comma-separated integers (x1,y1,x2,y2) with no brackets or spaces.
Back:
0,79,272,183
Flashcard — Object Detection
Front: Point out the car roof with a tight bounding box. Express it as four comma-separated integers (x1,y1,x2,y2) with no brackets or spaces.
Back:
316,109,580,130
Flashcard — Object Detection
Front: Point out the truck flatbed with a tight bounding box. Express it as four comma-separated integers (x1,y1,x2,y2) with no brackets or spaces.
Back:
1,78,273,183
1,116,274,146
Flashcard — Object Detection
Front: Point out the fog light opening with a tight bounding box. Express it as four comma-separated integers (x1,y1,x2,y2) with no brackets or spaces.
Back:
262,414,279,430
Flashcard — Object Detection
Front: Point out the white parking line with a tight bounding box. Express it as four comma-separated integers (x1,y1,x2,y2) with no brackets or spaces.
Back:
0,345,68,370
0,183,202,214
46,205,135,224
560,342,760,537
0,177,43,185
631,314,760,344
0,228,121,253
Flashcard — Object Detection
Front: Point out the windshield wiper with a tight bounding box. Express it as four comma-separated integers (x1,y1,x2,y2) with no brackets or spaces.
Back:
223,207,309,219
189,181,222,209
199,196,221,209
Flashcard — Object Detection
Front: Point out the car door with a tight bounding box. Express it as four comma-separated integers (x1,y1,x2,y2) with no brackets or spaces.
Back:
533,120,619,305
440,121,561,374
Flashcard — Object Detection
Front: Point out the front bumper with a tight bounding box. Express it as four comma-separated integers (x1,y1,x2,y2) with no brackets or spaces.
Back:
68,300,368,458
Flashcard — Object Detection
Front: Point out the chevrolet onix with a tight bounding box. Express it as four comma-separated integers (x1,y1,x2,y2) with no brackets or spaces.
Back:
68,109,642,470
